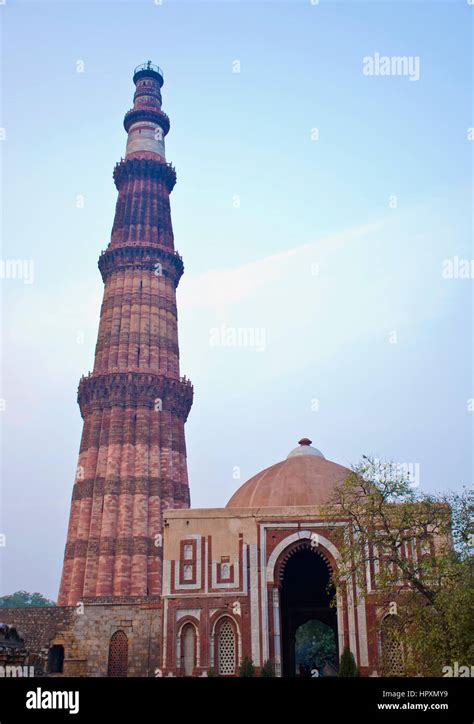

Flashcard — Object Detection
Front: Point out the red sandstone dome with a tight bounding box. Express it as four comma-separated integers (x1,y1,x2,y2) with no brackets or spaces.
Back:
226,438,350,508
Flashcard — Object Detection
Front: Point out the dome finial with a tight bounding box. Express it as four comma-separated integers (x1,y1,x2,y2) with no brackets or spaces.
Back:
286,437,324,459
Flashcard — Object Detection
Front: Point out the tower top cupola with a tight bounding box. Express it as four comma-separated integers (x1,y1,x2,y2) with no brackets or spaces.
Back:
133,60,164,87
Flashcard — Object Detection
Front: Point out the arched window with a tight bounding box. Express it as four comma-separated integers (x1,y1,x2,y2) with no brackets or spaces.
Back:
107,630,128,677
217,618,236,676
380,615,404,676
48,644,64,674
181,624,196,676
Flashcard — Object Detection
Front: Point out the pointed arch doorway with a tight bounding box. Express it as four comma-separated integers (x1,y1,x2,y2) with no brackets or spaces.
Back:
278,542,338,676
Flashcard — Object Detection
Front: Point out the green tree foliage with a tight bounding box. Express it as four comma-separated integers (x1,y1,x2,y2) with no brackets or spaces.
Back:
0,590,55,607
260,659,275,677
239,655,255,677
339,646,359,677
295,620,337,672
323,458,473,676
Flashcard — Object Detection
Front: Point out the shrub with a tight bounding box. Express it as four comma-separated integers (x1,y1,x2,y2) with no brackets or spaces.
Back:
338,646,359,677
239,656,255,677
260,659,275,677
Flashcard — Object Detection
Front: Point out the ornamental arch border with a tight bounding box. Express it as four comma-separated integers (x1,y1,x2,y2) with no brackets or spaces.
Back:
266,530,340,587
209,611,242,676
176,616,200,673
264,530,344,676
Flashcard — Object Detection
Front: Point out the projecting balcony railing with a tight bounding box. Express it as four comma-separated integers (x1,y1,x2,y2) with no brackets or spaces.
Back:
79,371,193,388
99,245,183,263
123,107,170,135
133,62,164,82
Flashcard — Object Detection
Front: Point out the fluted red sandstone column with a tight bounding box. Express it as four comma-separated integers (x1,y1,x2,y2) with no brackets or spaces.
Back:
58,62,193,606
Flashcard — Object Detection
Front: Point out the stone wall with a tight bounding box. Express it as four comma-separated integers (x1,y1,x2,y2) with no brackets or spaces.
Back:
52,600,161,677
0,606,76,675
0,602,161,677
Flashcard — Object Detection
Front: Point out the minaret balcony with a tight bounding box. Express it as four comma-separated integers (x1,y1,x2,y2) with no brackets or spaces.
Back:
123,108,170,136
133,62,164,87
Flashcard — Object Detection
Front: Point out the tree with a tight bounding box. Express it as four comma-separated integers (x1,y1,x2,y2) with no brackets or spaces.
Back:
0,590,55,607
295,620,337,672
338,646,359,677
260,659,275,677
323,458,473,676
239,655,255,677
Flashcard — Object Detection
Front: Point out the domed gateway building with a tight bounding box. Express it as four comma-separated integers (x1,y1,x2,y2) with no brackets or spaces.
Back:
161,438,376,677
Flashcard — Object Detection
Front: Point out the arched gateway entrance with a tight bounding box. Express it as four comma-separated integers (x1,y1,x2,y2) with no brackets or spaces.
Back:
278,542,338,676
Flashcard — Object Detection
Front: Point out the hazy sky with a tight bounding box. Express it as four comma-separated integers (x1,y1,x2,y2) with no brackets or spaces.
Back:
1,0,472,600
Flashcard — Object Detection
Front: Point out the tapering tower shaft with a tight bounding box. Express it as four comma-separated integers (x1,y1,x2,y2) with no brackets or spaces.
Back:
58,63,193,606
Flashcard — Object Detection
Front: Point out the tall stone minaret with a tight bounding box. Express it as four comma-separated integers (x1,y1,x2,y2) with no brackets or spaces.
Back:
58,62,193,606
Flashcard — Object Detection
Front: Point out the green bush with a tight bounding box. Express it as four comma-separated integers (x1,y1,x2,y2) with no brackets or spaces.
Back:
239,656,255,677
338,646,359,677
260,659,275,677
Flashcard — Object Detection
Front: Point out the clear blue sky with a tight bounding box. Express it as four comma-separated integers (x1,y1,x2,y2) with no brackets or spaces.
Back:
1,0,472,599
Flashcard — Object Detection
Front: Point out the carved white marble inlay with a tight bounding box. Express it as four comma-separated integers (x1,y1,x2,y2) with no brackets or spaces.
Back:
176,609,201,622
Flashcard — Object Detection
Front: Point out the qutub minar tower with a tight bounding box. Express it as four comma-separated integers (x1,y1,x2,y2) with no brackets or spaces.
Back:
58,62,193,606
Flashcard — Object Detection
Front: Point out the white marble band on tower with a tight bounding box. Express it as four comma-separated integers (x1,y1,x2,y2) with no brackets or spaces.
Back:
125,122,166,159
